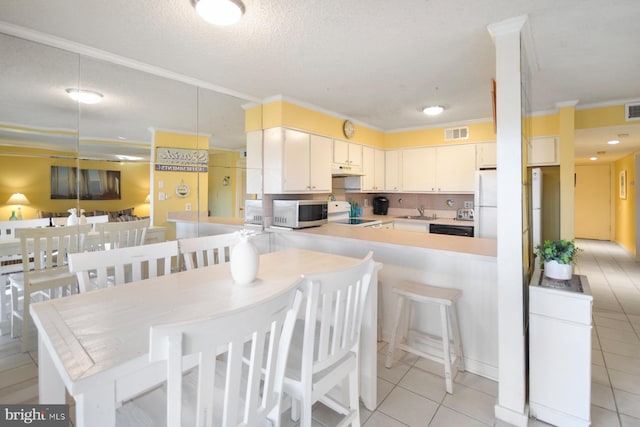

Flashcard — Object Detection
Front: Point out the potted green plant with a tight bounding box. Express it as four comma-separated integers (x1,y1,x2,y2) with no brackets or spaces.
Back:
535,239,579,280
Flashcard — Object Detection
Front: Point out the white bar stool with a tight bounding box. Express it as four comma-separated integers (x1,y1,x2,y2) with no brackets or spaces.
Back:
385,280,465,393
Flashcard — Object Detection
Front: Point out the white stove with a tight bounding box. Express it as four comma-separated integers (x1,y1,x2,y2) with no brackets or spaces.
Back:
327,201,382,227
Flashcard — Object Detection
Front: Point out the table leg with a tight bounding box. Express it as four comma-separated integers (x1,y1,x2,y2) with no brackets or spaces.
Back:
74,383,116,427
38,334,65,404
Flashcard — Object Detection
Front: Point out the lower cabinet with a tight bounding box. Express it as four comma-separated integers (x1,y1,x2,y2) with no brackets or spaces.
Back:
392,220,428,233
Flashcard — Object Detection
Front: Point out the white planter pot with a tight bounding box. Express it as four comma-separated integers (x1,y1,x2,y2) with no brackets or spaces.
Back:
230,234,259,286
544,260,573,280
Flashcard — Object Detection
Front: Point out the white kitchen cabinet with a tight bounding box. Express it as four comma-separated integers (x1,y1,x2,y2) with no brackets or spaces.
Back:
246,130,262,195
435,144,476,192
528,136,559,166
263,127,332,194
333,139,362,171
393,220,428,233
360,146,385,192
401,147,437,192
476,141,497,169
385,150,402,192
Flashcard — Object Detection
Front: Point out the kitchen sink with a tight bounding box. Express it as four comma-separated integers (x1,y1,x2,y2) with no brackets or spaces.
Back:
395,215,433,220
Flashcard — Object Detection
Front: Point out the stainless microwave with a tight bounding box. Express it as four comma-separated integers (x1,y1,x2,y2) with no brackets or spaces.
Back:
272,200,328,228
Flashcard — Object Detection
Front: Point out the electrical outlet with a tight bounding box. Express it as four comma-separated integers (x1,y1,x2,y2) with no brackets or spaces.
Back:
363,199,369,207
185,203,191,211
158,191,165,201
158,180,164,189
464,201,474,208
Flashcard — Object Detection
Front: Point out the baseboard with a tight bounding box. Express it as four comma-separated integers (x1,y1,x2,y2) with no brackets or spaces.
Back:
494,403,529,427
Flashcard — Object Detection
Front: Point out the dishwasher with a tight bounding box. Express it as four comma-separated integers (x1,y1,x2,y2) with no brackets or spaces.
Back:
428,223,474,237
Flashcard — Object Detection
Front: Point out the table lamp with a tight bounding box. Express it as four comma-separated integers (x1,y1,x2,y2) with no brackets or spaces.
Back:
6,192,30,220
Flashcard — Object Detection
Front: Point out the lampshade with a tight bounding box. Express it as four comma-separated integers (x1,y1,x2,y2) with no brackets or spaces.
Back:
144,194,151,203
6,192,30,206
66,88,104,104
193,0,245,26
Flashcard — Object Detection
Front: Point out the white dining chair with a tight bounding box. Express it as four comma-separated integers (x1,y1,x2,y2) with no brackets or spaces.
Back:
94,218,149,249
284,251,375,427
9,224,92,351
116,286,303,427
178,232,239,270
68,240,179,293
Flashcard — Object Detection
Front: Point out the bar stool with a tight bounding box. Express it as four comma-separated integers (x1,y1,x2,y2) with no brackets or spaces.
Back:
385,280,464,393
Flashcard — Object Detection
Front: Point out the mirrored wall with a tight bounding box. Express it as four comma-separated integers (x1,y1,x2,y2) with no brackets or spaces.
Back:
0,31,255,237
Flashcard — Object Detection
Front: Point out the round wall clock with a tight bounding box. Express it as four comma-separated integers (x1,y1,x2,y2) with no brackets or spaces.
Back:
343,120,355,139
175,182,190,198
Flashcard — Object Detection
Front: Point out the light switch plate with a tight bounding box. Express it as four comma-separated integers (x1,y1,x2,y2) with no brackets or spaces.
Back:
464,201,474,208
185,203,191,211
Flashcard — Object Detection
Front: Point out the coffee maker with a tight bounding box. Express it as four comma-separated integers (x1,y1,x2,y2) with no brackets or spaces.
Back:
372,196,389,215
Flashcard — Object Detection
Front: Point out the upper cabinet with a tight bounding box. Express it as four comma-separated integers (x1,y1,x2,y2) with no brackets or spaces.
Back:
401,144,476,193
476,141,497,169
333,139,363,173
528,136,559,166
263,127,332,194
360,146,385,192
385,150,402,192
246,130,262,195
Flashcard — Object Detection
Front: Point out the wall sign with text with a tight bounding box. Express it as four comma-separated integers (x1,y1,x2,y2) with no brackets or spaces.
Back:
155,148,208,172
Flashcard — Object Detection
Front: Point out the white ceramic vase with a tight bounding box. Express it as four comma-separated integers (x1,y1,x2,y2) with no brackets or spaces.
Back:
544,260,573,280
230,233,259,285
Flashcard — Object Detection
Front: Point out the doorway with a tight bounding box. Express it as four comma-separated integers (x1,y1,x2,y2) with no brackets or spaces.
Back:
575,164,612,240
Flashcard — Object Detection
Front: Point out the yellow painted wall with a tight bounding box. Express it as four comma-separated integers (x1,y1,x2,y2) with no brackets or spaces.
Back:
208,151,241,217
245,105,263,132
614,152,636,254
152,131,209,240
576,105,627,129
529,114,560,136
0,153,150,220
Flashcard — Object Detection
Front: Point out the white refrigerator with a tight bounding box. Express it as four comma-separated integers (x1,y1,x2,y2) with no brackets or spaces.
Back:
531,168,542,249
474,170,497,238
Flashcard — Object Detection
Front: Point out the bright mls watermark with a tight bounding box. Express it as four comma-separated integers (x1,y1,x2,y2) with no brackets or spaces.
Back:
1,405,68,426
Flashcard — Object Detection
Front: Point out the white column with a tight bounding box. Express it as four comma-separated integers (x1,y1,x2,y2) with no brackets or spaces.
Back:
487,15,529,427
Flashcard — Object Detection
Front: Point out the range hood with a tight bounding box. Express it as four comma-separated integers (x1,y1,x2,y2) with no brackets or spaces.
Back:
331,166,365,177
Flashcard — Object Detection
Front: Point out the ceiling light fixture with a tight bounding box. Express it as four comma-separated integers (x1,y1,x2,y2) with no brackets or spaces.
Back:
422,105,445,116
607,139,620,145
192,0,245,26
589,156,598,161
66,88,103,104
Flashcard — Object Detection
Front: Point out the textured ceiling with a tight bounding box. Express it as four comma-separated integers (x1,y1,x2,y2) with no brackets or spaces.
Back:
1,0,639,163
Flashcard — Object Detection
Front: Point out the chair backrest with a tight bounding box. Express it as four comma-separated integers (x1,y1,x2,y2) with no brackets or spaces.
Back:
299,251,375,377
85,214,110,229
15,224,93,275
68,240,179,293
94,218,149,249
149,287,303,427
178,232,239,270
0,218,50,239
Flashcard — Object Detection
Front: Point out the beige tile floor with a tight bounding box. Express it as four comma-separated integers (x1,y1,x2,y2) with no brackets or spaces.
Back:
1,239,640,426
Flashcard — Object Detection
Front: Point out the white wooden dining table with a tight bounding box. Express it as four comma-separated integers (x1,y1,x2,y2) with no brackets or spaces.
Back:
30,248,380,427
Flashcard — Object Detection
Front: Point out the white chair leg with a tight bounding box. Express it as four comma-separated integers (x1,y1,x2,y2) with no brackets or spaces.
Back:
385,294,405,368
21,288,31,352
10,284,19,338
440,305,453,394
290,398,300,422
348,368,360,426
450,302,465,372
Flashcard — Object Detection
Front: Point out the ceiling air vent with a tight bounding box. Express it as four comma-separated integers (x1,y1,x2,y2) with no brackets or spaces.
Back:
625,103,640,121
444,126,469,141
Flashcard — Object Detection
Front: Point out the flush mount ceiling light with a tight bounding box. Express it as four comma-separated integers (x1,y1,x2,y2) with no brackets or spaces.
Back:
66,88,103,104
607,139,620,145
192,0,245,26
590,156,598,161
422,105,445,116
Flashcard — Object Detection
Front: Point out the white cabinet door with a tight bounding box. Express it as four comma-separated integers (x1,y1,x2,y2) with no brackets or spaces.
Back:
476,141,496,169
282,129,311,192
528,136,559,166
402,147,436,192
333,139,362,170
393,220,428,232
246,130,262,195
348,142,363,169
385,150,402,192
436,144,476,192
308,134,332,192
361,146,385,191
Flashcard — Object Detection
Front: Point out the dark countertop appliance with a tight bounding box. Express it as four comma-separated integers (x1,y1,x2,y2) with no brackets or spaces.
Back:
429,223,474,237
373,196,389,215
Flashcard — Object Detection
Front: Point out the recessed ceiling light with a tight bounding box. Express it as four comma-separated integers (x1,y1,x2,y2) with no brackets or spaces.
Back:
422,105,445,116
66,88,103,104
590,156,598,161
193,0,245,26
607,139,620,145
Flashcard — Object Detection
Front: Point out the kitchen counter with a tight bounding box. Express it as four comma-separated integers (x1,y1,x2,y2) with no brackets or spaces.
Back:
285,223,495,257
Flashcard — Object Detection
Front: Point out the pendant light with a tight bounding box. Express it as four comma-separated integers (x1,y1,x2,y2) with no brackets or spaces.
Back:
193,0,245,26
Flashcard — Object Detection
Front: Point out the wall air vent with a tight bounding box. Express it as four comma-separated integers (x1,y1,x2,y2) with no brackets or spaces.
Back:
625,102,640,121
444,126,469,141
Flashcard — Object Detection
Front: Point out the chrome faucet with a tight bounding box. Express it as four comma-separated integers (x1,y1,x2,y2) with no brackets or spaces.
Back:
417,206,424,217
